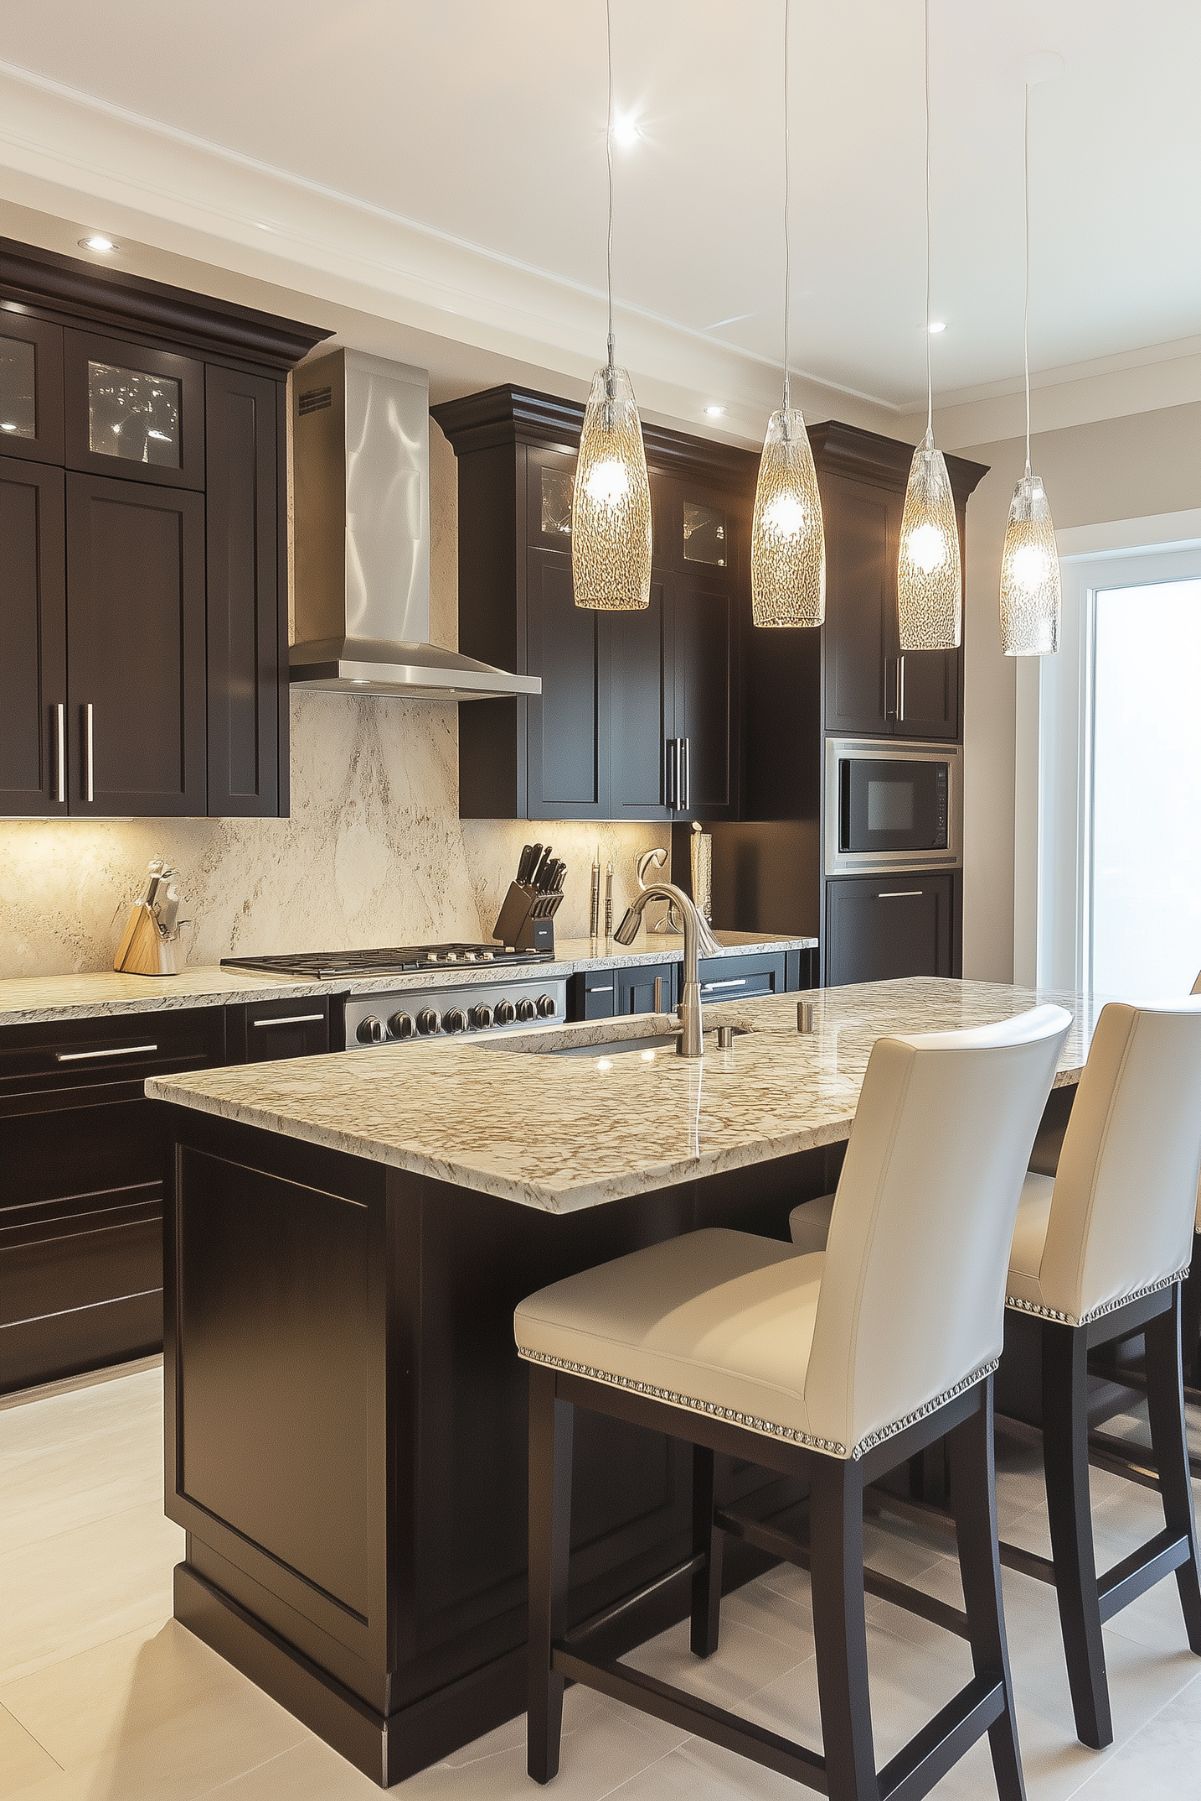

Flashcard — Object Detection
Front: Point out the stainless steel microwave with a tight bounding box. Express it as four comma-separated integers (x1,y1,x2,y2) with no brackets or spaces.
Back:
825,738,962,875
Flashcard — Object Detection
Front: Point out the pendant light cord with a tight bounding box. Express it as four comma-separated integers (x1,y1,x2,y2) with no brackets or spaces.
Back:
605,0,615,368
782,0,791,415
1022,82,1032,478
923,0,933,437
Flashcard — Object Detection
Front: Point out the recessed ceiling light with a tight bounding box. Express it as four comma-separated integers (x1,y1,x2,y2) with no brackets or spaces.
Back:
927,319,947,334
611,111,641,148
705,404,726,419
0,422,17,432
79,234,119,254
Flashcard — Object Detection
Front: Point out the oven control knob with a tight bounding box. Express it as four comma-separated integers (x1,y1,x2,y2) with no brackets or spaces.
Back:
536,994,557,1018
443,1007,468,1034
388,1011,415,1040
357,1015,385,1045
516,997,537,1022
416,1008,440,1036
470,1003,494,1029
495,999,517,1025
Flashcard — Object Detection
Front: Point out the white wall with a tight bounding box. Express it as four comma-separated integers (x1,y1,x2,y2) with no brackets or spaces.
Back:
954,399,1201,980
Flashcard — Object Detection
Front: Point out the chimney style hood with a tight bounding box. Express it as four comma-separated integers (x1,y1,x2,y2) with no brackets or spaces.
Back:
290,348,540,700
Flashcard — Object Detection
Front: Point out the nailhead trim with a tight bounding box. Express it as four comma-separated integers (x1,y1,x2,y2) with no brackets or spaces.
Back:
516,1347,998,1462
1005,1266,1190,1329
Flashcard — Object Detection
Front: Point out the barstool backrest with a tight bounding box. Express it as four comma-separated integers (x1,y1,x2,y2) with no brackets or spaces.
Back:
1039,999,1201,1323
805,1004,1071,1456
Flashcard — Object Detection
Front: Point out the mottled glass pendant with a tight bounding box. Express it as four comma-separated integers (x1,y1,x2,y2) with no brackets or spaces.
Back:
897,428,962,650
999,470,1060,656
751,407,826,627
571,363,652,611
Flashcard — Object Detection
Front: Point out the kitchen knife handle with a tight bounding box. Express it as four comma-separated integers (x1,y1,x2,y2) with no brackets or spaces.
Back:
83,702,95,804
54,703,65,805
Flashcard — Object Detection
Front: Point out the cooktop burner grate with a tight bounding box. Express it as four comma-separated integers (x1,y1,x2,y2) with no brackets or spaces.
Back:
222,942,552,980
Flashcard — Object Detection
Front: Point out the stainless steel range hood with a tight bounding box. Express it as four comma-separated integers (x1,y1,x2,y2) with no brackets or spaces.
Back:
290,348,540,700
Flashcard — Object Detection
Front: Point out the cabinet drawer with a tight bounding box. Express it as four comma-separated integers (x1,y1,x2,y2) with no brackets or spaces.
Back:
0,1006,228,1115
824,873,955,987
696,952,786,1000
226,994,338,1062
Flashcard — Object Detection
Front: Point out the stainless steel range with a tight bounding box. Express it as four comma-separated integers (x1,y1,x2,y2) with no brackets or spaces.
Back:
222,943,568,1048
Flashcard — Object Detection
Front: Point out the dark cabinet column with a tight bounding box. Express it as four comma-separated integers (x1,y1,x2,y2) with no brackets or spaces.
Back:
671,576,739,820
0,456,67,815
205,367,285,815
824,872,955,986
66,473,207,815
608,578,672,819
525,549,607,818
821,475,898,738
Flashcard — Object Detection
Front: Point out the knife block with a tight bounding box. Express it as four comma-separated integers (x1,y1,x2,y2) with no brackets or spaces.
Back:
492,883,557,954
113,900,180,976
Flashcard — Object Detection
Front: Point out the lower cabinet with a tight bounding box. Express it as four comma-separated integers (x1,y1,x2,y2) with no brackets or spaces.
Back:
571,948,795,1021
823,872,956,987
0,995,338,1395
697,950,786,1003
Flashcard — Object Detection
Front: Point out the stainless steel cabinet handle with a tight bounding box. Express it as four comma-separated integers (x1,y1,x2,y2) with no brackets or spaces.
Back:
251,1013,324,1028
56,1042,159,1062
701,976,747,991
589,984,614,994
885,657,896,719
653,976,666,1012
664,738,676,810
681,736,691,811
898,654,906,723
54,703,65,804
876,890,923,900
83,702,95,803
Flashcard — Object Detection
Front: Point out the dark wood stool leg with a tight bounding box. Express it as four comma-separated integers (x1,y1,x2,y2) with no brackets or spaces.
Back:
1041,1320,1112,1749
527,1365,574,1785
1144,1287,1201,1654
690,1445,723,1658
948,1379,1026,1801
1180,1251,1201,1389
809,1456,879,1801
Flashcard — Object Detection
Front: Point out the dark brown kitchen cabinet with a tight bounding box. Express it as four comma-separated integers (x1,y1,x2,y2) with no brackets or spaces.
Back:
697,949,787,1001
0,313,64,463
572,962,676,1020
434,386,756,824
226,994,339,1062
0,456,66,816
0,235,329,820
823,871,956,988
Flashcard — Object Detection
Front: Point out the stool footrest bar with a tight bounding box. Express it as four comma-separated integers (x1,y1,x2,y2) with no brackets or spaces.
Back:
561,1554,703,1650
878,1675,1005,1801
1098,1529,1189,1622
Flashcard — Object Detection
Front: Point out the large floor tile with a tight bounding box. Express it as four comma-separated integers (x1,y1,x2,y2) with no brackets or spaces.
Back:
0,1622,306,1801
0,1504,183,1685
0,1704,62,1799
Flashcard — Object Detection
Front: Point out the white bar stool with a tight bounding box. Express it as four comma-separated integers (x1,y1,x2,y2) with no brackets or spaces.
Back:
518,1004,1069,1801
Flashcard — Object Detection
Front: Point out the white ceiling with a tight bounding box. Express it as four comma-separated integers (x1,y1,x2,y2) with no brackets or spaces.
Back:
1,0,1200,410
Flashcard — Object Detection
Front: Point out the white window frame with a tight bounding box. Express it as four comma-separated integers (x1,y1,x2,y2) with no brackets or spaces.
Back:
1014,509,1201,993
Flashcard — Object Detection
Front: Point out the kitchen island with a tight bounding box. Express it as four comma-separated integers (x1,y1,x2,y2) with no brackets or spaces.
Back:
148,977,1096,1785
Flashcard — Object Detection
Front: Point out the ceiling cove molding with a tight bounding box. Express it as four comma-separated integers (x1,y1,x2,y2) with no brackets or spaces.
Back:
0,58,897,438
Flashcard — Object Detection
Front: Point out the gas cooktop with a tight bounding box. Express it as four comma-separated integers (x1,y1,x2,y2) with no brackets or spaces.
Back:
222,942,552,980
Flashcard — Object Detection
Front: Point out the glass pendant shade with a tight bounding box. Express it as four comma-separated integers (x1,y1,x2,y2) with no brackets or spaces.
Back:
897,428,963,650
751,407,826,627
571,363,652,611
999,470,1060,656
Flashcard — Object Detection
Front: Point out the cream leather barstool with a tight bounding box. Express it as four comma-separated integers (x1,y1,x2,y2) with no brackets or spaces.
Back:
518,1004,1070,1801
792,998,1201,1754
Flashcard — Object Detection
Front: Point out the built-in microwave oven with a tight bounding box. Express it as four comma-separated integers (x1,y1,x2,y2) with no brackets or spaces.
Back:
824,738,961,874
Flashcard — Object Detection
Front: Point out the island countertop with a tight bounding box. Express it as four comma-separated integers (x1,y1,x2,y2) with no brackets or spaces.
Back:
147,977,1099,1214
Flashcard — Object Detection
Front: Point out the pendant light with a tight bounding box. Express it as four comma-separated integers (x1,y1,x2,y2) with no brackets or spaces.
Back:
571,0,652,611
897,0,962,651
751,0,826,629
999,83,1061,655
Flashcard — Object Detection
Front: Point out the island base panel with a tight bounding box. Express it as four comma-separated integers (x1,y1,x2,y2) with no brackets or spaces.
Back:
163,1109,839,1783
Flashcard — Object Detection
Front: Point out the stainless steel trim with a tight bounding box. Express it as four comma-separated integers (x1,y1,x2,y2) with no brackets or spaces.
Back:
681,736,691,811
701,977,747,991
54,702,65,804
590,984,614,994
83,702,94,803
898,654,906,722
56,1043,158,1062
653,976,665,1012
664,738,676,810
876,890,923,899
251,1013,325,1028
824,736,962,876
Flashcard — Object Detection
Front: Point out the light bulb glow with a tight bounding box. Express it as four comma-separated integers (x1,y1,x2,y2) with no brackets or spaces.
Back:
704,403,726,419
927,320,947,334
897,430,962,649
79,234,118,253
571,363,652,611
751,408,826,627
612,111,641,147
999,471,1060,655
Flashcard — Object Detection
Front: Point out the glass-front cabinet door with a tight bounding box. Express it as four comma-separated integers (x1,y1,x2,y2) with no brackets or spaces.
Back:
0,313,64,464
527,444,577,551
62,329,205,489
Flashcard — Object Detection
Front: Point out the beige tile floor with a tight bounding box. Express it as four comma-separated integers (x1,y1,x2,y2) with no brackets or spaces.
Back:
2,1363,1200,1799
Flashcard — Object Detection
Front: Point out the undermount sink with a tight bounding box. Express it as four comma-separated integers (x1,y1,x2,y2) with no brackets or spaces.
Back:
486,1025,749,1059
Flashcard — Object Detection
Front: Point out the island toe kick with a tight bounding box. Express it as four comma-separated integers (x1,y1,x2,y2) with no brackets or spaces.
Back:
161,1106,841,1785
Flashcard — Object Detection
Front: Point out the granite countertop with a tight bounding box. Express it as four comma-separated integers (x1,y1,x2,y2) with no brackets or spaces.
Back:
147,977,1099,1215
0,930,817,1026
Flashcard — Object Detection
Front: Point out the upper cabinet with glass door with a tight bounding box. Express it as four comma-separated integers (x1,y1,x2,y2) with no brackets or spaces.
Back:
62,330,205,489
0,313,64,464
